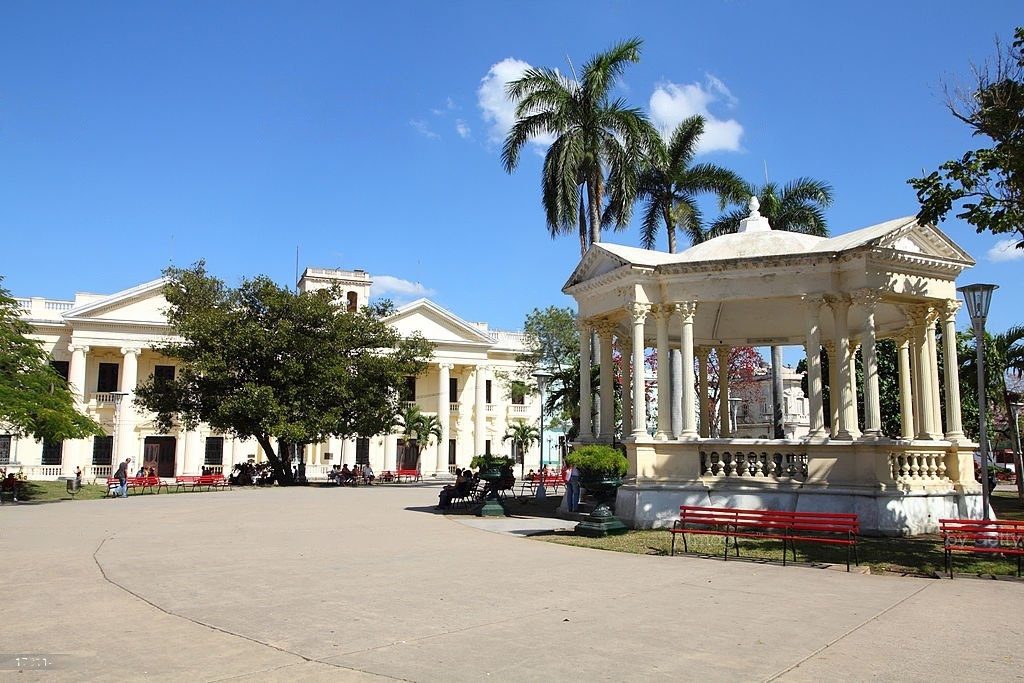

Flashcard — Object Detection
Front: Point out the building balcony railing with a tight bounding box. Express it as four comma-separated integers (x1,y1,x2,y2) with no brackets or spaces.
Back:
507,404,530,417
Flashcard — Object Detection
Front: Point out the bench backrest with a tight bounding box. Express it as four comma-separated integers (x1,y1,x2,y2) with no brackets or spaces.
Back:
940,519,1024,539
680,505,858,533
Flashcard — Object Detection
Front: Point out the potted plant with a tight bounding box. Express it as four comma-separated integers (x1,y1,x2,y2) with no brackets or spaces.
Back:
565,444,629,537
469,454,514,481
565,445,628,488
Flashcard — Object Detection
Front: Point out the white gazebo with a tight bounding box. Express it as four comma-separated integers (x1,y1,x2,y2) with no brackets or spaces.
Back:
562,199,980,535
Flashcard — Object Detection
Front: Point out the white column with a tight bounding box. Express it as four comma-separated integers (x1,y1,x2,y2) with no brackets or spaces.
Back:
384,432,397,472
910,306,936,439
436,363,452,476
897,334,915,439
823,342,838,437
696,346,711,438
474,365,487,455
595,320,616,442
628,303,650,437
653,305,672,440
942,301,965,440
676,302,698,438
578,320,593,441
849,342,862,439
68,344,89,404
854,292,882,438
802,296,826,437
620,338,633,440
829,296,856,440
926,308,944,439
120,347,140,394
716,346,730,437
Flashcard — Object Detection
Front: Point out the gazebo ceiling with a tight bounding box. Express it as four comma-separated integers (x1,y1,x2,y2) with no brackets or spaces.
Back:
563,213,976,348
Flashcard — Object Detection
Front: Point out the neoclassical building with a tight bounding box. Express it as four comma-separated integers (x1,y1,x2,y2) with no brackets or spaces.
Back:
4,268,543,481
563,200,979,535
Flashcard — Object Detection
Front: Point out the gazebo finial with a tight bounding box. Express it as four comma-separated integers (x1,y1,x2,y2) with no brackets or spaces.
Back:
748,195,760,218
738,195,771,233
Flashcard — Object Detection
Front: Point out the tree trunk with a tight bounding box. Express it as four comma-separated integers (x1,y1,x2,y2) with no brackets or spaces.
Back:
255,434,293,485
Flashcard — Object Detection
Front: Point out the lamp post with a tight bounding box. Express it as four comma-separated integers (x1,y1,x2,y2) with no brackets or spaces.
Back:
532,369,553,500
1010,400,1024,504
958,283,998,520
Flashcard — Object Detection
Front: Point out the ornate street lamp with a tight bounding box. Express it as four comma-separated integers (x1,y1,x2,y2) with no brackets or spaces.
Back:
958,283,998,520
1010,400,1024,504
532,369,554,500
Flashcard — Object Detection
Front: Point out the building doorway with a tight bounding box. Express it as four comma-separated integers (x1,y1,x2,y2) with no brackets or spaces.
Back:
144,436,177,477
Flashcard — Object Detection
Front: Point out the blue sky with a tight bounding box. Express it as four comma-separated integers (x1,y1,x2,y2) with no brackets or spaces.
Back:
2,1,1021,343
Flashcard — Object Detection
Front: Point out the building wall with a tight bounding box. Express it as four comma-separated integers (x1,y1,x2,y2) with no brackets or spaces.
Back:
5,272,543,482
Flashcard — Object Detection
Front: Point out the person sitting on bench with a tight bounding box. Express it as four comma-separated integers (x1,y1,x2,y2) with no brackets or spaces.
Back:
436,468,471,510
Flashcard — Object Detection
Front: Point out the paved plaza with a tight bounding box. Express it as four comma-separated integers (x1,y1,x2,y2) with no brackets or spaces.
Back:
2,484,1023,681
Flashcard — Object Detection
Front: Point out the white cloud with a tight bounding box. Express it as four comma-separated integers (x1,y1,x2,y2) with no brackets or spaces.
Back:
478,57,534,145
649,75,743,154
371,275,435,302
455,119,471,139
987,238,1024,262
410,119,439,139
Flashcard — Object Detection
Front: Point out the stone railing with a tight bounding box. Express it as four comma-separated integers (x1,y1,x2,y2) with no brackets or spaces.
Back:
7,465,64,480
88,465,112,480
888,447,952,488
507,404,530,417
700,449,808,481
449,403,460,413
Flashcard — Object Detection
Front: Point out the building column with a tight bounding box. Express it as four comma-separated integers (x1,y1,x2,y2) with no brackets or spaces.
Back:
910,306,936,440
473,365,488,455
716,345,731,438
925,308,944,439
383,432,397,472
853,294,881,437
627,303,650,437
670,350,683,439
578,320,593,442
653,305,672,440
942,301,965,440
676,302,698,438
595,320,617,442
822,342,838,437
68,344,90,404
829,296,856,440
802,296,826,438
436,363,452,476
897,333,915,439
848,341,862,439
696,346,711,438
620,337,633,441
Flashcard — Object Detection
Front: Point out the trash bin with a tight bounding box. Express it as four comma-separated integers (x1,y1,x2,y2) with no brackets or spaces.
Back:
59,475,80,498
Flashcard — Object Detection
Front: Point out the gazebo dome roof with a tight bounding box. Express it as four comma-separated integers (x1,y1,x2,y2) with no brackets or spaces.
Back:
680,230,826,262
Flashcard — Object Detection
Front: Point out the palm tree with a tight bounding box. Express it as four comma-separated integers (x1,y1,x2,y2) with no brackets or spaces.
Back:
634,115,748,252
502,37,659,257
708,177,834,241
396,405,443,471
503,420,540,478
710,177,834,438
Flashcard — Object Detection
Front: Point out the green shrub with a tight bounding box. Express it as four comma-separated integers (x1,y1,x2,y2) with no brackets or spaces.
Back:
469,454,514,470
565,445,628,477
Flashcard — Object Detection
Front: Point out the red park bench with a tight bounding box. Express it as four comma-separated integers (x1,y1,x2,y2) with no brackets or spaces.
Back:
940,518,1024,578
670,505,860,571
107,476,168,496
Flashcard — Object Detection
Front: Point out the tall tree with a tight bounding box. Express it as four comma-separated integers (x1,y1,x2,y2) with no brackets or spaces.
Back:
517,306,579,376
396,404,443,471
0,280,104,443
634,115,747,252
910,27,1024,250
710,177,834,438
135,263,433,484
503,419,540,477
502,37,659,256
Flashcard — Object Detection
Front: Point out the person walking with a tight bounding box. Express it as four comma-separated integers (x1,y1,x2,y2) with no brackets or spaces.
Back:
564,464,581,513
113,457,131,498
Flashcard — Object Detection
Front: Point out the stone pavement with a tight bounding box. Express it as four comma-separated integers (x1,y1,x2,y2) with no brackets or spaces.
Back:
1,484,1022,681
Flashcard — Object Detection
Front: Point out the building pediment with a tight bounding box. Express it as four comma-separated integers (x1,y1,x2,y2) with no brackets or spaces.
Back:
64,278,172,327
385,299,496,346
